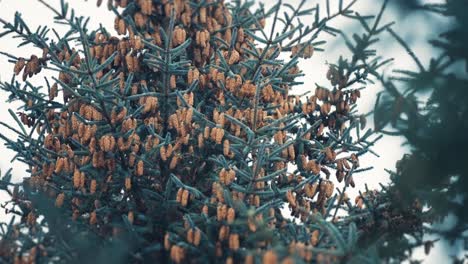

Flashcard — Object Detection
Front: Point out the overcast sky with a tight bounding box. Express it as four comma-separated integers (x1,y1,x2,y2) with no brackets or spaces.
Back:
0,0,457,262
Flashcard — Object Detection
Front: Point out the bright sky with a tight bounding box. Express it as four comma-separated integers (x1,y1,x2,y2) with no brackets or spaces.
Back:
0,0,457,263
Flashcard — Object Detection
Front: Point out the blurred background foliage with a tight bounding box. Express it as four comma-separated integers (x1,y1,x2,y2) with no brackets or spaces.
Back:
373,0,468,261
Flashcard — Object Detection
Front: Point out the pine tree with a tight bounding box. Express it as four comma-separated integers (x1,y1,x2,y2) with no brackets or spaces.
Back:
0,0,439,263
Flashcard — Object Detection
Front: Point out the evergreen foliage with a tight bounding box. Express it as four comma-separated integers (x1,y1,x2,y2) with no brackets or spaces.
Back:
0,0,465,263
373,0,468,261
